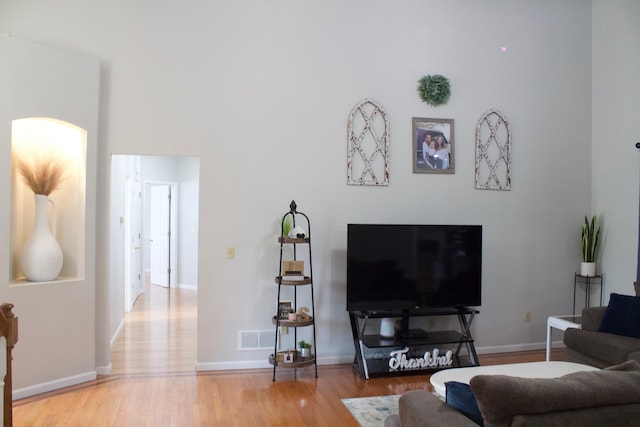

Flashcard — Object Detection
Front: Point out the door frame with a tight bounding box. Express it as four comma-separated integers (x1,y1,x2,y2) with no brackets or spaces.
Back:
145,180,178,288
124,176,143,311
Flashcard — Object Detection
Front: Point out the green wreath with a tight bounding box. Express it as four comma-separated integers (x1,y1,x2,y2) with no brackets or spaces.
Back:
417,74,451,107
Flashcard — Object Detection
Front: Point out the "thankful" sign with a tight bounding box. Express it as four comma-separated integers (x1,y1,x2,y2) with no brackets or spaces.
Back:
388,347,453,371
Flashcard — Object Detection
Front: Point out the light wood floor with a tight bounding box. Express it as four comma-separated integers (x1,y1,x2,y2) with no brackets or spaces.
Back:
12,285,563,426
110,281,198,375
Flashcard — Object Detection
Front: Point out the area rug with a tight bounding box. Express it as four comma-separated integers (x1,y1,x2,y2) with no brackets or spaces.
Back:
342,394,400,426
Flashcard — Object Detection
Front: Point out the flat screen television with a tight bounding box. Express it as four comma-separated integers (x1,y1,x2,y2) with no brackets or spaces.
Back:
346,224,482,312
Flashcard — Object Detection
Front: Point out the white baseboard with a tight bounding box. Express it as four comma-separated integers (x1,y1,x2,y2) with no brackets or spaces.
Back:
194,343,555,373
111,318,125,348
475,341,547,354
14,344,555,398
195,354,354,372
196,360,271,371
177,283,197,291
13,371,97,400
96,363,112,375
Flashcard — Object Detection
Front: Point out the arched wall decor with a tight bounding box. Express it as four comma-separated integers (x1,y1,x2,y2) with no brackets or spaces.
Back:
347,99,389,186
474,109,511,191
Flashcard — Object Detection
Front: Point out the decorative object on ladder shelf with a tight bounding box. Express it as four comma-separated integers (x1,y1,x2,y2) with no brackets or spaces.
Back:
14,155,66,281
580,215,600,277
298,340,312,358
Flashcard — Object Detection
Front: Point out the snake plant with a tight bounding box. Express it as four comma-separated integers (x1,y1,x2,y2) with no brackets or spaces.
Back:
581,215,600,262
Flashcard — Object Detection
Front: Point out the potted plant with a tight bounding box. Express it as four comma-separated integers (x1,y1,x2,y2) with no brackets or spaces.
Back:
288,309,297,321
581,215,600,277
298,340,312,358
282,214,293,238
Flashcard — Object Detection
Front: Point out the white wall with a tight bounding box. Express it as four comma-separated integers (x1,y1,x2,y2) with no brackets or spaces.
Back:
108,154,140,348
591,0,640,298
0,35,99,395
4,0,636,382
177,157,200,289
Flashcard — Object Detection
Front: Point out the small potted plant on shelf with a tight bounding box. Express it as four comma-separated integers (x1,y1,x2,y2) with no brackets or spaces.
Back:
282,214,293,238
581,215,600,277
288,309,297,321
298,340,312,358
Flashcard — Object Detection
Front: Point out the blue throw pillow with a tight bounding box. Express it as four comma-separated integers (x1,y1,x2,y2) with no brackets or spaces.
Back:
445,381,483,426
598,293,640,338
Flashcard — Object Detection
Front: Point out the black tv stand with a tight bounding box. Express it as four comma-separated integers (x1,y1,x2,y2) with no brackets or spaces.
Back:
349,307,479,379
400,328,429,340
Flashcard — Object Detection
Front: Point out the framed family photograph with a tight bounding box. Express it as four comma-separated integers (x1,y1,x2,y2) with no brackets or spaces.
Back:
278,301,293,320
412,117,455,174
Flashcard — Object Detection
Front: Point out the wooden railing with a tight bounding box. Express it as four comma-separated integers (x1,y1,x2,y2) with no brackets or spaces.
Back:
0,304,17,427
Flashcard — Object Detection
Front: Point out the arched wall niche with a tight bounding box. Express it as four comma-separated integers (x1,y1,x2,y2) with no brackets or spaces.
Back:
10,117,87,283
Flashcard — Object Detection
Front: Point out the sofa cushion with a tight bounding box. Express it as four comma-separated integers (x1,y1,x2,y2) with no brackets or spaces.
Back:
445,381,483,425
469,360,640,427
397,389,479,427
580,306,607,332
598,293,640,338
564,327,640,366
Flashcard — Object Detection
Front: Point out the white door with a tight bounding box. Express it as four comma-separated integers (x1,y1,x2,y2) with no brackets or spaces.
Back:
125,177,143,311
150,185,171,287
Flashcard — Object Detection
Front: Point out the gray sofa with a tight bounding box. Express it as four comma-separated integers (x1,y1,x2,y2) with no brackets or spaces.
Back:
384,360,640,427
564,306,640,368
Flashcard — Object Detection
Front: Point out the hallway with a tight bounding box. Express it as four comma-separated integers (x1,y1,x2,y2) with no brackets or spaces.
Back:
110,278,197,375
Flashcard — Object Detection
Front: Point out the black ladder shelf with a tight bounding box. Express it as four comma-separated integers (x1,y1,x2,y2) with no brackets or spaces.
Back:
269,200,318,381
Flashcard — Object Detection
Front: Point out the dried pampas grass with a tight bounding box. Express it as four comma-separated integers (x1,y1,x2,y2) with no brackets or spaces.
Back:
14,156,66,196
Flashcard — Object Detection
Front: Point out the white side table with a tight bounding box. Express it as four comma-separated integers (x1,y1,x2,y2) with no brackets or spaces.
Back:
546,315,581,361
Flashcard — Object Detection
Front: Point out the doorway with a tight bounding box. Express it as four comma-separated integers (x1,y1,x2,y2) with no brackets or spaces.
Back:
148,182,177,288
124,176,143,311
110,154,199,374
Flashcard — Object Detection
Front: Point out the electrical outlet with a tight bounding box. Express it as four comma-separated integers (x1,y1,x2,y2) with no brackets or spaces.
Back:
279,326,288,335
525,311,531,323
226,247,235,259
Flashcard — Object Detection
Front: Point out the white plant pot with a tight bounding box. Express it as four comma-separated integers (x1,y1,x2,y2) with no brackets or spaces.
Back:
300,347,311,358
20,194,63,282
580,262,596,277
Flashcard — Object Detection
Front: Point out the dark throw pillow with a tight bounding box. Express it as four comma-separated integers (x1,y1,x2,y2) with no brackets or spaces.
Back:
598,293,640,338
445,381,483,426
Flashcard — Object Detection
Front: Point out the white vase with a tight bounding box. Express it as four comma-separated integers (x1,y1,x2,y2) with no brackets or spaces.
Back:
580,262,596,277
20,194,63,282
